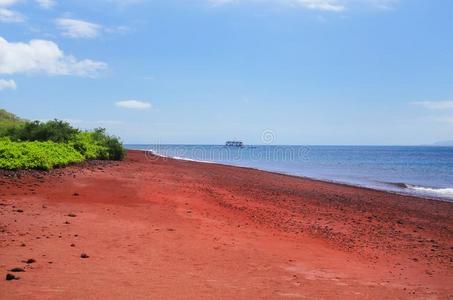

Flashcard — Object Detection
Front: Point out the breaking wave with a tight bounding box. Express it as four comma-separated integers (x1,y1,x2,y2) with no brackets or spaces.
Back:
385,182,453,198
406,185,453,197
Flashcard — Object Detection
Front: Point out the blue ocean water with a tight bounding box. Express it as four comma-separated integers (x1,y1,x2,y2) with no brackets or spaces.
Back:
126,144,453,201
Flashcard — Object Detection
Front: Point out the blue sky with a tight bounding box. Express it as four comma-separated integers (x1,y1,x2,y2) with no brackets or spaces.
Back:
0,0,452,145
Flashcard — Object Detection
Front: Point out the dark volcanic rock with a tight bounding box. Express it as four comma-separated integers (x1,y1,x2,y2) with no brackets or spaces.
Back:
6,273,19,281
9,267,25,272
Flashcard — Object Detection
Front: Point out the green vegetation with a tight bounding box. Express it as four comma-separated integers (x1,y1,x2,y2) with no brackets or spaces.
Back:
70,129,125,161
5,119,79,143
0,109,26,137
0,139,84,170
0,110,125,170
0,109,25,124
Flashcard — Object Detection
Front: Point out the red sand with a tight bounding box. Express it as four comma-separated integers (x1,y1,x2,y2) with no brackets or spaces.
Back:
1,150,452,299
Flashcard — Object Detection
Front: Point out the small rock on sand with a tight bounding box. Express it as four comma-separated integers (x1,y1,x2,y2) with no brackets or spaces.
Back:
80,253,89,258
23,259,36,264
6,274,19,281
9,267,25,272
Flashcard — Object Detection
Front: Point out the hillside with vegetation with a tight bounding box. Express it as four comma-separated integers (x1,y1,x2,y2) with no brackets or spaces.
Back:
0,109,25,123
0,109,26,136
0,109,125,170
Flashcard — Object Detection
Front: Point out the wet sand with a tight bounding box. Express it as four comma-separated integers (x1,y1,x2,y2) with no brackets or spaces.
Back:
1,150,452,299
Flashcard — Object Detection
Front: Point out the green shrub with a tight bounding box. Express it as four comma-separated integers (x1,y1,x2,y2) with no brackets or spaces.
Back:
5,120,79,143
70,132,109,160
69,130,125,161
90,128,125,160
0,109,125,170
0,123,22,138
0,139,84,170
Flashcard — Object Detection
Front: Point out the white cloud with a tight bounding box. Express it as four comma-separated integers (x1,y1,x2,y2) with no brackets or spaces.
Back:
0,0,20,6
0,36,107,77
55,19,129,39
210,0,345,11
0,0,56,9
0,8,24,22
0,0,24,23
55,18,101,39
208,0,397,12
297,0,345,12
0,78,16,90
115,100,152,110
36,0,56,9
412,101,453,110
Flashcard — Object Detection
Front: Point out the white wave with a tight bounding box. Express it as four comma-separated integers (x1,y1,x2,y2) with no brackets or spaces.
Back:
146,150,215,164
171,156,214,163
407,185,453,197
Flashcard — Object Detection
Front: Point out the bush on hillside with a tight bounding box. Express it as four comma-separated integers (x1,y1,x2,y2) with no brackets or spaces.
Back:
0,109,25,137
0,109,25,123
4,120,79,143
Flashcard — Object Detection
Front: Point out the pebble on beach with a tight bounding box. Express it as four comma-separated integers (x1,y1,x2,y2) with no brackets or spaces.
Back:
5,273,19,281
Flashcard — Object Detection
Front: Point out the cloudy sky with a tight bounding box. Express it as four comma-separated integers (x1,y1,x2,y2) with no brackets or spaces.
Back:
0,0,452,145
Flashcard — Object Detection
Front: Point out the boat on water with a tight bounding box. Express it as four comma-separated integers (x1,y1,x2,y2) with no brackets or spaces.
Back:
225,141,244,147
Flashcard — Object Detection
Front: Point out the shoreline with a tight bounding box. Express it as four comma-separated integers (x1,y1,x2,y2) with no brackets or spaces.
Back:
1,150,452,299
143,148,453,203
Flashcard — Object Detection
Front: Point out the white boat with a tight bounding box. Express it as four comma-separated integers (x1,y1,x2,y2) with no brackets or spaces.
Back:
225,141,244,147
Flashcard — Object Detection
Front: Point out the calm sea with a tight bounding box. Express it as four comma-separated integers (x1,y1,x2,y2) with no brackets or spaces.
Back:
126,145,453,201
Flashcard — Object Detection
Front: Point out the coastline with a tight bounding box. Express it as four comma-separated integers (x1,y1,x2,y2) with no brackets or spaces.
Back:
1,150,452,299
143,148,453,203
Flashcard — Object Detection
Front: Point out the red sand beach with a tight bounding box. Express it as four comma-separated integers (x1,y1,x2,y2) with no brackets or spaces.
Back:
1,150,452,299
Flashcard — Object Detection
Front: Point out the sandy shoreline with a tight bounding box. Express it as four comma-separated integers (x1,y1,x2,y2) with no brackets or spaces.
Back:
145,148,453,203
1,150,452,299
